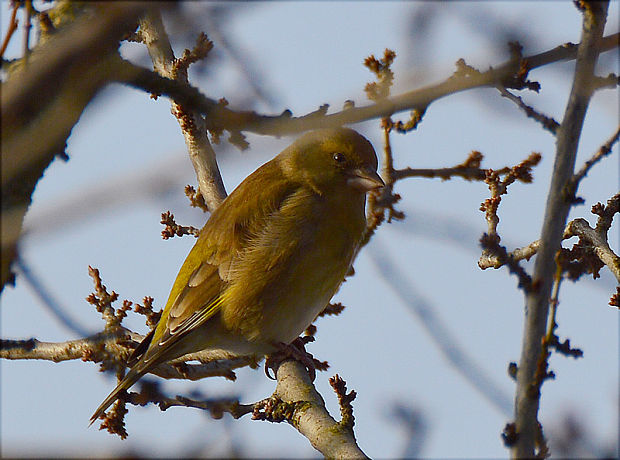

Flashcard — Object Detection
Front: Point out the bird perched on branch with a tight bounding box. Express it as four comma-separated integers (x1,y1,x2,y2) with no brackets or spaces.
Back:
90,127,383,424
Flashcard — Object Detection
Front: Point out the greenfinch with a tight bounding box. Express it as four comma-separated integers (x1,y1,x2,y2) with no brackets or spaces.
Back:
90,127,383,423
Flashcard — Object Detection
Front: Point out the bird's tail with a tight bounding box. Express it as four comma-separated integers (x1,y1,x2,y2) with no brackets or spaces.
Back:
89,362,149,426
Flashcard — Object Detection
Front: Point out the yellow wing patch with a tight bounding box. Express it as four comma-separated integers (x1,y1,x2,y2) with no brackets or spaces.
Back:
166,293,227,341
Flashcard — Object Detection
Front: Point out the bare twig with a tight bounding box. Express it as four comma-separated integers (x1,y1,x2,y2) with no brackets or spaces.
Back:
479,239,541,269
481,193,619,284
1,263,255,397
184,184,210,212
129,382,252,420
394,150,502,182
394,166,489,181
477,153,542,290
496,86,560,134
590,72,619,90
22,0,33,57
0,2,19,59
569,124,620,197
329,374,357,430
566,217,620,282
513,3,610,457
160,211,200,239
593,193,619,234
479,233,534,291
359,50,406,247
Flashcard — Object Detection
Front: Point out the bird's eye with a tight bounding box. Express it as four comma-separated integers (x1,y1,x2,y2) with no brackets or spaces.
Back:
333,153,346,163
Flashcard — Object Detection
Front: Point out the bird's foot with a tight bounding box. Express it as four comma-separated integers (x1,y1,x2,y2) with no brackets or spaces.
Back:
264,336,328,381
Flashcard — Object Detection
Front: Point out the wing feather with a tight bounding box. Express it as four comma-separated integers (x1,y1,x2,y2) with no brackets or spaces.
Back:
138,161,297,362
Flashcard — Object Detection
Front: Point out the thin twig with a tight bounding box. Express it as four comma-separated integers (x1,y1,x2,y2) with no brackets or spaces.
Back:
569,124,620,195
394,151,501,182
0,2,19,59
329,374,357,430
496,86,560,134
22,0,33,58
566,217,620,282
481,197,620,283
146,392,253,419
479,239,541,269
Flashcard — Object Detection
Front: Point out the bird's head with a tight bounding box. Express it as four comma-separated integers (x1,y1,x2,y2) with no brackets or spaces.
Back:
279,128,384,195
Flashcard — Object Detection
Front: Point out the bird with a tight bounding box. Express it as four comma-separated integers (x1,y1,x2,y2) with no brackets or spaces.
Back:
90,127,383,424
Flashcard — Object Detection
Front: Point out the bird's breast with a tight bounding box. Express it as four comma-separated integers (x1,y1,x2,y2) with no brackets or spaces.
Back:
221,188,366,345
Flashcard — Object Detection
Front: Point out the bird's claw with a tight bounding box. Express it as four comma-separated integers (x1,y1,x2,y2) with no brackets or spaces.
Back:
264,337,325,381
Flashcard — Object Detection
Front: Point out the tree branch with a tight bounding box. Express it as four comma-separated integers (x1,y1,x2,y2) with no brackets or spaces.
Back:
513,2,610,457
566,196,620,283
496,85,560,134
266,360,369,459
0,331,252,381
0,1,19,59
480,125,618,271
93,359,368,457
118,33,619,137
138,11,227,211
479,239,541,269
1,2,148,292
566,218,619,282
569,124,620,196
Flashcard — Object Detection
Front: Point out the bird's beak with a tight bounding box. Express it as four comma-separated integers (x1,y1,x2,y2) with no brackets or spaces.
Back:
347,167,385,192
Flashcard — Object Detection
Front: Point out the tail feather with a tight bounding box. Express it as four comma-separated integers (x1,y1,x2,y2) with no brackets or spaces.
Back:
89,364,148,426
90,316,203,425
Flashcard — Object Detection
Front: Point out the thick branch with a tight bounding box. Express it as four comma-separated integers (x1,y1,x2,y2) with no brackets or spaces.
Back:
118,33,620,137
513,3,609,458
0,332,252,381
98,359,368,457
0,3,148,292
272,360,368,459
138,12,226,210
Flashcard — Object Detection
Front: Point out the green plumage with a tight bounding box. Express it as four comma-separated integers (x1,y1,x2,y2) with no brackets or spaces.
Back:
90,128,382,424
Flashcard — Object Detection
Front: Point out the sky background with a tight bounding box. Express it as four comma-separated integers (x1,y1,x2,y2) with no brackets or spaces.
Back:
1,2,618,458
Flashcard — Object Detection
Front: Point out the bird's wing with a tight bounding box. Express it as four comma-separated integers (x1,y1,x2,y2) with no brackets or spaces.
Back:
133,163,297,363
